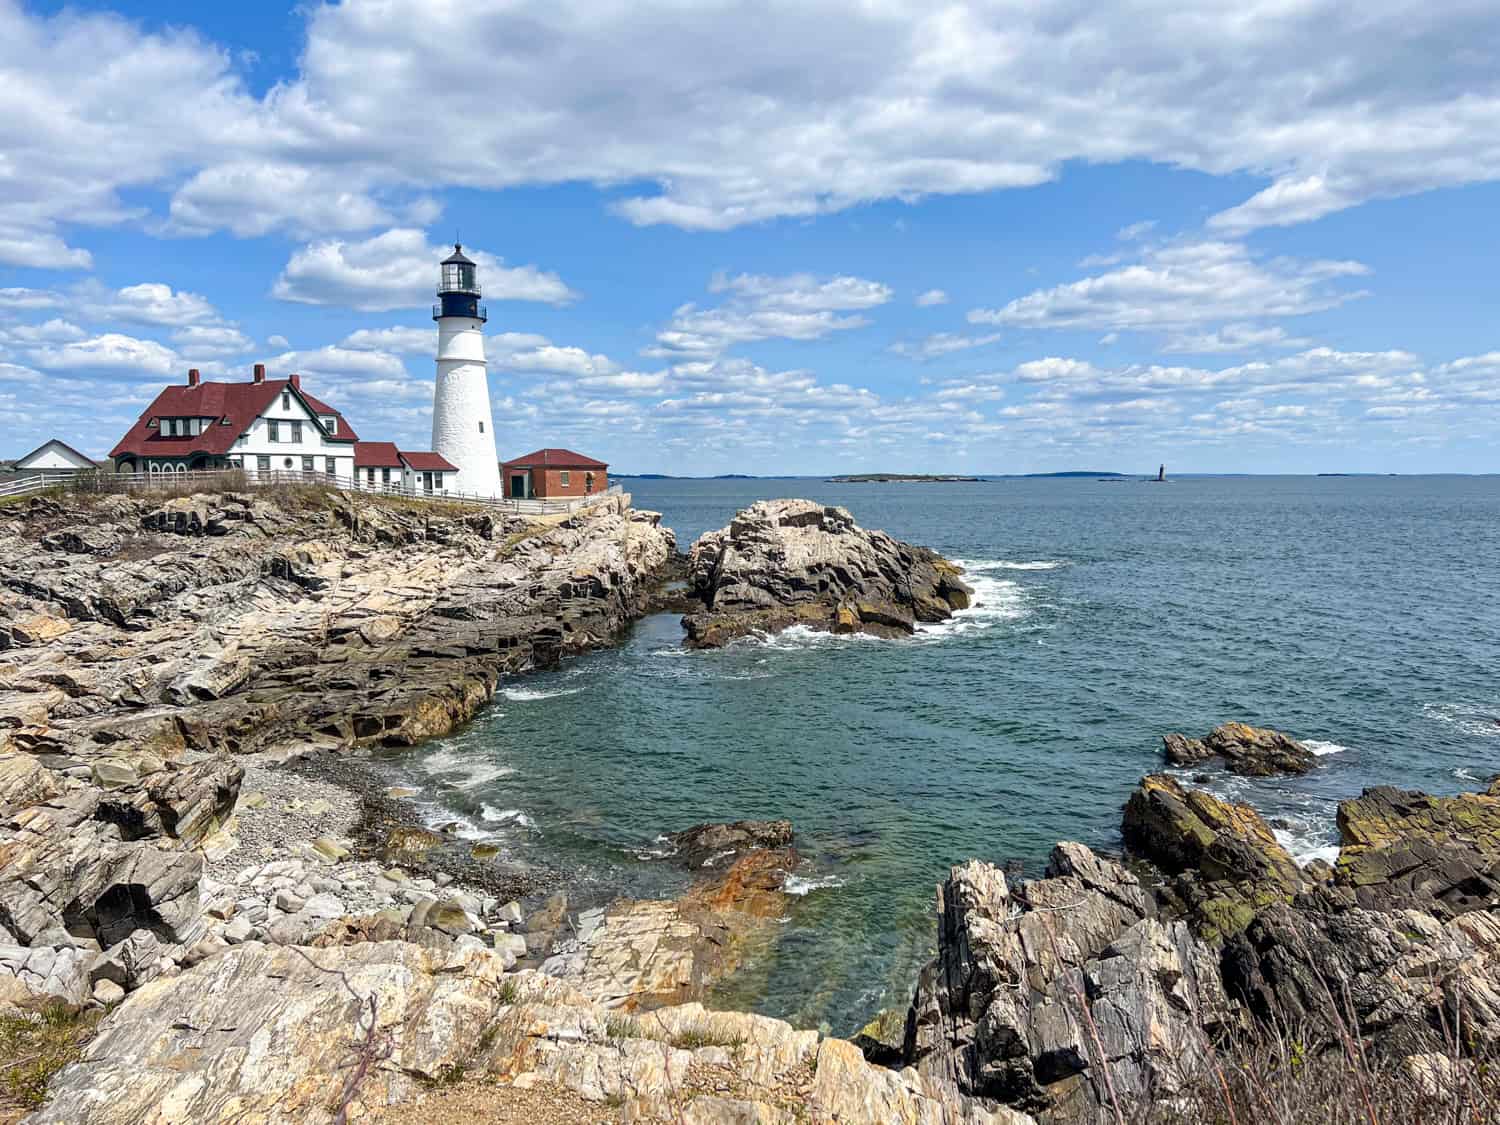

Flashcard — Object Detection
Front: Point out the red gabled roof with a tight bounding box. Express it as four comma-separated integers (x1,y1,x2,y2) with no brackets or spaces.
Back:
399,450,457,472
354,441,404,468
109,378,359,459
501,447,608,470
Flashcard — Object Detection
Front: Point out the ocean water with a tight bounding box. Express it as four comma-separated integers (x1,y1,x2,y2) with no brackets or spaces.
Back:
373,475,1500,1033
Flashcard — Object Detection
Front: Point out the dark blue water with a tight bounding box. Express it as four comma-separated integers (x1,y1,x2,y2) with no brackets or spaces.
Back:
383,476,1500,1033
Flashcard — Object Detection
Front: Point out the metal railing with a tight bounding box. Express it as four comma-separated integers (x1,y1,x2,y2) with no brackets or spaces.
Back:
64,468,622,516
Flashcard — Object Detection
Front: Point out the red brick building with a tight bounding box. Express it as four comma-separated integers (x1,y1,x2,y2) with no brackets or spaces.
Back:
501,448,608,499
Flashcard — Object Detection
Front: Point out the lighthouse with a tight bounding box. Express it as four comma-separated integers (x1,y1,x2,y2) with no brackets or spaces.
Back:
431,245,502,497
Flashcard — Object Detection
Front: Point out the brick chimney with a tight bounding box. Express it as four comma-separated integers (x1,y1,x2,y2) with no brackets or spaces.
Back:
288,372,301,389
187,368,200,386
253,363,266,384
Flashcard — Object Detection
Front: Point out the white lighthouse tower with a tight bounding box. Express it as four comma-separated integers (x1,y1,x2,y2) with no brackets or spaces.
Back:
431,245,502,497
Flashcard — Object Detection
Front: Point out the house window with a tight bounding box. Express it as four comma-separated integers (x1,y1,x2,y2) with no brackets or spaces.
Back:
325,457,336,475
267,420,280,442
281,392,291,410
434,473,443,490
560,470,570,487
381,468,391,484
257,455,270,472
302,456,314,473
290,420,302,443
365,468,375,484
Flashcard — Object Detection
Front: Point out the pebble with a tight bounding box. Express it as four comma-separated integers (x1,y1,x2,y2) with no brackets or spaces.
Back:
274,890,306,913
93,979,126,1006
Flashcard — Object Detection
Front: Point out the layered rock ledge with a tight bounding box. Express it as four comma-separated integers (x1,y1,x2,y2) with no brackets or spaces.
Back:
681,498,973,647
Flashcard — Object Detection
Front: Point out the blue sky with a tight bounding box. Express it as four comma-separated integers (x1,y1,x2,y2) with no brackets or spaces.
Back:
3,1,1499,475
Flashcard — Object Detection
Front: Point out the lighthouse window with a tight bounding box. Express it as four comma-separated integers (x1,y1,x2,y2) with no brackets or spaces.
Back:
478,420,485,433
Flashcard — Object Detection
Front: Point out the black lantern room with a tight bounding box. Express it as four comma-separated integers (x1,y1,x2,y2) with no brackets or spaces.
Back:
434,244,487,322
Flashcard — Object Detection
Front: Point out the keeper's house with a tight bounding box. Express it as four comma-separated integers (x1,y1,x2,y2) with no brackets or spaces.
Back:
109,364,458,493
501,448,608,499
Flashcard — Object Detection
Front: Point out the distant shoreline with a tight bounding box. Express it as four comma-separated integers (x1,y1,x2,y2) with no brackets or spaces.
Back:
826,473,985,483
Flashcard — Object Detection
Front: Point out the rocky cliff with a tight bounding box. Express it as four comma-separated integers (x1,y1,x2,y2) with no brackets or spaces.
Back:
903,764,1500,1122
682,498,973,646
1,487,674,1015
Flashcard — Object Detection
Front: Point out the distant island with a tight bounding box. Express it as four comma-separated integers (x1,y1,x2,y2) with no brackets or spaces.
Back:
827,473,985,483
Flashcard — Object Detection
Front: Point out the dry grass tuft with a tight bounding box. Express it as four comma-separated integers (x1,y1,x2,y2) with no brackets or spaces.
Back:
1133,1028,1500,1124
0,1003,103,1115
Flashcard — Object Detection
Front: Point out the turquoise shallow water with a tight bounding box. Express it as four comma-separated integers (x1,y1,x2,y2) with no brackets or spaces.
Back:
374,475,1500,1033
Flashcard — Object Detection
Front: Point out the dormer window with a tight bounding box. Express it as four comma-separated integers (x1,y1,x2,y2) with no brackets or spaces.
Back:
322,415,337,433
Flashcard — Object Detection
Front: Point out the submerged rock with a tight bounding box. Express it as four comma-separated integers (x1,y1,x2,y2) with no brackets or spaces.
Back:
682,498,972,646
1162,721,1315,776
665,818,794,869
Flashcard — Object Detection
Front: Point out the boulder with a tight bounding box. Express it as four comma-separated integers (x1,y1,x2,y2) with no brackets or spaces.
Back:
1162,722,1315,776
682,499,972,646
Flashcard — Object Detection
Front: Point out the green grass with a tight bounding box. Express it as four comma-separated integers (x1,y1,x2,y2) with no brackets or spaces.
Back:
668,1025,746,1052
605,1015,645,1041
0,1003,102,1112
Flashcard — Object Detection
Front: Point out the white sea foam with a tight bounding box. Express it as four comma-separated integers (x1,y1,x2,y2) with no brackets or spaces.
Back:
481,805,537,829
1422,701,1500,738
962,559,1068,572
784,874,846,896
502,685,584,702
1453,767,1480,782
913,572,1027,642
1303,739,1350,757
634,834,680,860
418,749,515,789
1271,823,1342,867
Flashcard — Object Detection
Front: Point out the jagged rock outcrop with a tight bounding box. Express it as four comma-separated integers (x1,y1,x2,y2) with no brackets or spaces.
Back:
682,499,972,646
1121,773,1305,941
905,843,1240,1121
1120,773,1500,1073
1162,721,1315,776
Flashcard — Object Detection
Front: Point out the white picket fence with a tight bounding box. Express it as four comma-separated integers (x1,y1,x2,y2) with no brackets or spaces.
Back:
2,468,623,517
